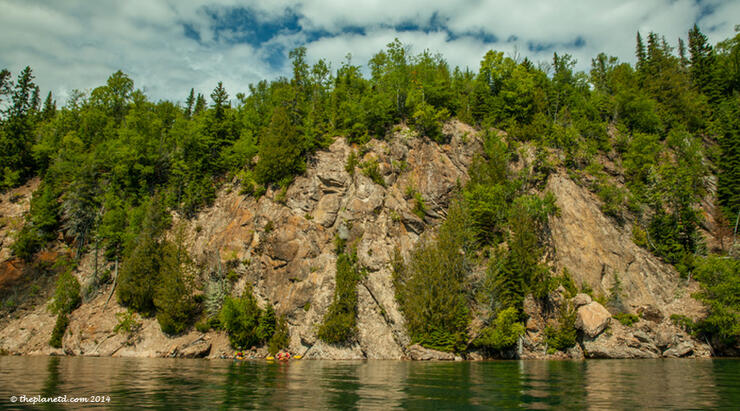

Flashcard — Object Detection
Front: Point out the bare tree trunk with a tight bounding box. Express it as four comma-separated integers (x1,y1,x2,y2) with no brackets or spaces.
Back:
105,257,118,307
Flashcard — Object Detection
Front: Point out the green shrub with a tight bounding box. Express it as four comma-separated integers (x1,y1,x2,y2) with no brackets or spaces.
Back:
596,182,626,223
49,313,69,348
114,309,141,336
555,268,578,298
412,192,426,219
318,252,360,344
613,313,639,327
154,243,198,335
345,150,358,176
226,270,240,282
544,304,577,352
464,183,511,245
692,256,740,347
11,225,43,262
268,315,290,355
117,200,170,316
220,286,263,349
670,314,695,333
274,184,288,204
50,271,81,315
205,277,229,318
12,184,60,261
255,106,306,186
411,101,449,143
474,307,525,352
195,319,211,333
393,201,473,352
256,304,276,342
361,158,385,186
632,225,648,248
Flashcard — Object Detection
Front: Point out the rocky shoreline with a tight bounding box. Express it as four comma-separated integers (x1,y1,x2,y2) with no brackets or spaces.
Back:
0,123,719,361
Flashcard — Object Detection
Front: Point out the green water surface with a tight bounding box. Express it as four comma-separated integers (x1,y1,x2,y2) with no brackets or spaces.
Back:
0,357,738,409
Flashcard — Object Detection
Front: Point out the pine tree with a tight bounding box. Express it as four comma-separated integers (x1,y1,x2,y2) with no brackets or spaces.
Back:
255,105,305,185
30,86,40,114
0,68,11,106
154,239,197,334
185,88,195,118
117,198,170,316
689,24,718,99
220,285,263,349
256,303,276,342
678,38,689,69
716,98,740,217
210,81,229,120
193,93,206,116
41,91,56,120
636,32,647,71
8,66,35,117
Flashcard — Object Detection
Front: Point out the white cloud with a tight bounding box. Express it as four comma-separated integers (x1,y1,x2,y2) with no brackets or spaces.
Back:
0,0,736,103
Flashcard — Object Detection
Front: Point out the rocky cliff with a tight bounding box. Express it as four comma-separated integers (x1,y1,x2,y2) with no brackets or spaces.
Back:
0,122,715,359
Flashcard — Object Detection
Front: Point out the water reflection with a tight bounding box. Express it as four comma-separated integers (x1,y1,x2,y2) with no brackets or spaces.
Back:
0,356,737,409
40,356,63,411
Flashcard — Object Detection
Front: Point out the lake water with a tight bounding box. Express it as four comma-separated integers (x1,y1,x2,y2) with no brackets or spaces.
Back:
0,357,738,409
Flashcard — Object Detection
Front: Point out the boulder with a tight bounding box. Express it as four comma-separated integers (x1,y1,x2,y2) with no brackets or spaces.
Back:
663,341,693,358
583,336,660,359
313,194,340,227
572,293,592,308
637,305,664,323
179,339,212,358
576,301,611,338
407,344,455,361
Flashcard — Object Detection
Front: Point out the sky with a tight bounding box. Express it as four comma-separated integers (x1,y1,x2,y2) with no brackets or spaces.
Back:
1,0,738,104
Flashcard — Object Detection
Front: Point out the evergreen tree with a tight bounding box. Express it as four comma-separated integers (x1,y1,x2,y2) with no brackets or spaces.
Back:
41,91,56,120
193,93,207,116
0,68,11,106
678,38,689,68
116,197,170,316
220,285,263,349
689,24,718,98
30,86,41,114
154,239,198,335
0,66,36,184
255,105,305,185
62,164,100,257
210,81,229,120
393,200,473,352
256,303,277,342
636,32,647,71
185,88,195,118
715,97,740,218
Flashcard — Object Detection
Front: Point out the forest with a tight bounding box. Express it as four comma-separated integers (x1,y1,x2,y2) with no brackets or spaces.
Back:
0,24,738,354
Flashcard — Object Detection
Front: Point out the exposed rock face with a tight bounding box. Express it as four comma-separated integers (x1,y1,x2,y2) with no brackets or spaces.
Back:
0,178,39,265
576,302,612,338
0,125,480,360
663,342,694,358
0,125,718,360
548,175,683,309
407,344,456,361
581,321,711,359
